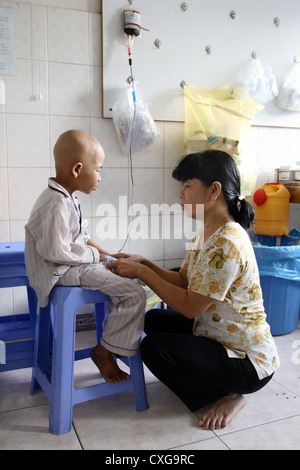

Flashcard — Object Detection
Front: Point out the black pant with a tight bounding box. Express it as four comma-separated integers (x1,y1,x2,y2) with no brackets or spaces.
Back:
141,309,273,412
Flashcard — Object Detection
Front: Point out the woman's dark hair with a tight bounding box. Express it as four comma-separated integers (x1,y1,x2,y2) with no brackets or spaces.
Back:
172,150,255,229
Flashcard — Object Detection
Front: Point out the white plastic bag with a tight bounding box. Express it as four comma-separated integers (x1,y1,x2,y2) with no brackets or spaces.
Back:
112,84,158,154
234,57,278,104
278,60,300,111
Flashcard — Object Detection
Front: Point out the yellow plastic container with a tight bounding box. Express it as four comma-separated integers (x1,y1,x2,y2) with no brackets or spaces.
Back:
253,183,290,236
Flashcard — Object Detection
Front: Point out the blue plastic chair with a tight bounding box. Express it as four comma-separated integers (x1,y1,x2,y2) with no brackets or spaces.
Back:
0,242,37,371
30,285,149,435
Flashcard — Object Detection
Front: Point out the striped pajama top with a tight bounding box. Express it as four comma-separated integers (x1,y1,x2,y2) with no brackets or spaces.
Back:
25,178,99,307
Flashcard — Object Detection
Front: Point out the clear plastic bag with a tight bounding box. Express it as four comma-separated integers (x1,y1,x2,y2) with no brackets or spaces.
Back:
112,84,158,154
278,61,300,111
183,85,263,196
234,57,278,104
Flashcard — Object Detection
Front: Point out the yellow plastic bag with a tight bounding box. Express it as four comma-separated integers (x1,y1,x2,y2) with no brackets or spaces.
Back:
142,284,161,312
183,85,264,196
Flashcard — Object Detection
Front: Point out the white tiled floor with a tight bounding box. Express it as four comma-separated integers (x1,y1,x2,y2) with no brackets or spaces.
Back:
0,322,300,450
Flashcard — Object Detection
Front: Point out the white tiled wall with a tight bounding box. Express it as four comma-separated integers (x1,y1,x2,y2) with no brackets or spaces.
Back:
0,1,300,317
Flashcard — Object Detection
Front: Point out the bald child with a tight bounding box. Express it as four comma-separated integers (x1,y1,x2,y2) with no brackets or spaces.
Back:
25,130,146,383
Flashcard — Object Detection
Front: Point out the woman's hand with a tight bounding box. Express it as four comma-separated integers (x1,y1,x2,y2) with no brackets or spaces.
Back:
112,253,147,263
107,258,144,279
112,252,130,259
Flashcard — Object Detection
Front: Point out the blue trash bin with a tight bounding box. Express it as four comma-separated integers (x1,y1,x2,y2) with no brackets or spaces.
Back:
251,239,300,335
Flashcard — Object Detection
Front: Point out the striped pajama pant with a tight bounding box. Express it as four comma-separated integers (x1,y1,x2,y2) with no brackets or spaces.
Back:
56,262,146,357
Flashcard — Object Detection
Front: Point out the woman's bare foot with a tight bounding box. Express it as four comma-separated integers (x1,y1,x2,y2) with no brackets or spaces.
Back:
90,344,130,384
197,393,246,430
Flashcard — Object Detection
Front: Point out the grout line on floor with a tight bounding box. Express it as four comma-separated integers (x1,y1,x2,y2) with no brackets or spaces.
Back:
214,412,300,439
272,378,300,398
72,421,84,450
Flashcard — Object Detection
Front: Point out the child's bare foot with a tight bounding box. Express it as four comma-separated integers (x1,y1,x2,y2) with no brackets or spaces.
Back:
197,393,246,430
90,344,130,384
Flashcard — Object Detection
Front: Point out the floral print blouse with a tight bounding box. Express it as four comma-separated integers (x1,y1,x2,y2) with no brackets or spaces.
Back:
181,222,280,380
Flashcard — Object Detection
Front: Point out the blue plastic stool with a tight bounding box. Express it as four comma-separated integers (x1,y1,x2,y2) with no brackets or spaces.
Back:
31,285,149,435
0,242,37,371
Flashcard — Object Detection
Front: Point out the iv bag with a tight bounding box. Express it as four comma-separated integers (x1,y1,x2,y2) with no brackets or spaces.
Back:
112,84,158,155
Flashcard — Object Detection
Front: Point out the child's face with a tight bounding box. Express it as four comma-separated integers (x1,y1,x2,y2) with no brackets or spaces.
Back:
76,146,105,194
